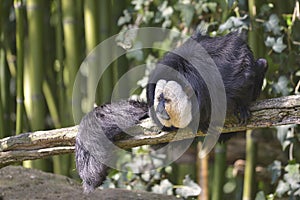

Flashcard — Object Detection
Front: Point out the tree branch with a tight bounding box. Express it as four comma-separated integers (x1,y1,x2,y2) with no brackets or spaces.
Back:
0,95,299,165
0,147,75,165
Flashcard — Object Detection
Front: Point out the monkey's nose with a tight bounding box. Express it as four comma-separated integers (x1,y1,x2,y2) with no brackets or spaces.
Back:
156,101,170,120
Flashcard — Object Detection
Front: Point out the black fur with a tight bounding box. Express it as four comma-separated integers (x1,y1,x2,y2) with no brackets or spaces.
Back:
75,32,268,192
147,32,268,131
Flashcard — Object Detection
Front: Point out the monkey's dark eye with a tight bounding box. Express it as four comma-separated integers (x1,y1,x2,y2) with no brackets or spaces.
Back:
158,93,164,101
164,98,171,103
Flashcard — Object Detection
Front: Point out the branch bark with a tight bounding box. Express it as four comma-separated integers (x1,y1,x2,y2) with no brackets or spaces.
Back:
0,95,299,165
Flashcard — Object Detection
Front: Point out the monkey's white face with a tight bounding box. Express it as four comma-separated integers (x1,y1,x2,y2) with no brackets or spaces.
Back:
154,79,192,128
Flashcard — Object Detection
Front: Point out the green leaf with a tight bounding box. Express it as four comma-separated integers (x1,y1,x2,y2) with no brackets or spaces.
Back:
219,16,248,32
131,0,144,10
158,0,168,12
295,188,300,196
276,124,294,150
276,180,290,197
223,180,236,193
219,19,234,31
284,174,300,191
205,2,217,13
158,1,173,18
285,163,300,175
116,26,138,50
152,179,173,195
175,175,202,198
265,36,275,47
117,10,131,26
155,1,173,28
143,11,154,23
264,14,282,35
264,35,288,53
154,11,163,23
266,193,275,200
125,40,144,61
259,4,274,15
162,19,172,28
268,160,282,184
283,163,300,191
273,76,290,96
272,37,287,53
126,170,134,181
255,191,267,200
141,172,151,182
162,6,173,18
137,76,148,88
175,3,195,27
165,166,172,174
285,15,293,27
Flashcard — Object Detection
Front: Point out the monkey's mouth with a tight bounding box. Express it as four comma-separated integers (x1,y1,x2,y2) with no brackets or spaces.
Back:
156,110,170,120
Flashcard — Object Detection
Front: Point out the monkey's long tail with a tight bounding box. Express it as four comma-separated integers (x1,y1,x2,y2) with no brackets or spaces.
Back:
75,100,148,193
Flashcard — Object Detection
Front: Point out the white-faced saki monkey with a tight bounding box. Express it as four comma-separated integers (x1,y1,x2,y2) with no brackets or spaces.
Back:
75,31,268,193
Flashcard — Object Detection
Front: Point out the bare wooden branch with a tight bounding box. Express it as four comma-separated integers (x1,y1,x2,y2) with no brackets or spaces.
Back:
116,95,300,147
0,95,299,165
0,147,75,165
0,126,77,151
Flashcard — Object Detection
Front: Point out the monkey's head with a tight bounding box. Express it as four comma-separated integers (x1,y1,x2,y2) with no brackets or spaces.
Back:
153,79,192,128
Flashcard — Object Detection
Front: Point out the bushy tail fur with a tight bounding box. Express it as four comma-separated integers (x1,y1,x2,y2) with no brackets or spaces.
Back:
75,100,148,193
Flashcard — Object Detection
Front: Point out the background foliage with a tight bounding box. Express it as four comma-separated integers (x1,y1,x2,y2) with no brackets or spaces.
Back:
0,0,299,199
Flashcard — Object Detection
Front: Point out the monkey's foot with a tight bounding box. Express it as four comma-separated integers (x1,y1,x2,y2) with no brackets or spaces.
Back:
235,106,251,125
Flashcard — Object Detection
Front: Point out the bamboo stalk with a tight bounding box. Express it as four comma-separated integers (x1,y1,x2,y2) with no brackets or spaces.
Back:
43,1,59,128
247,0,265,58
111,0,128,98
0,51,6,138
25,0,49,171
0,49,11,138
84,0,100,109
43,80,61,128
0,4,2,137
235,169,244,200
61,0,82,125
242,130,257,200
98,0,113,104
218,0,229,23
0,1,2,35
14,0,25,135
248,0,258,58
197,142,209,200
248,0,256,20
212,143,226,200
60,0,82,176
42,1,68,173
52,0,67,176
53,0,66,127
84,0,99,53
0,87,4,136
243,1,259,198
0,0,13,138
25,0,46,131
